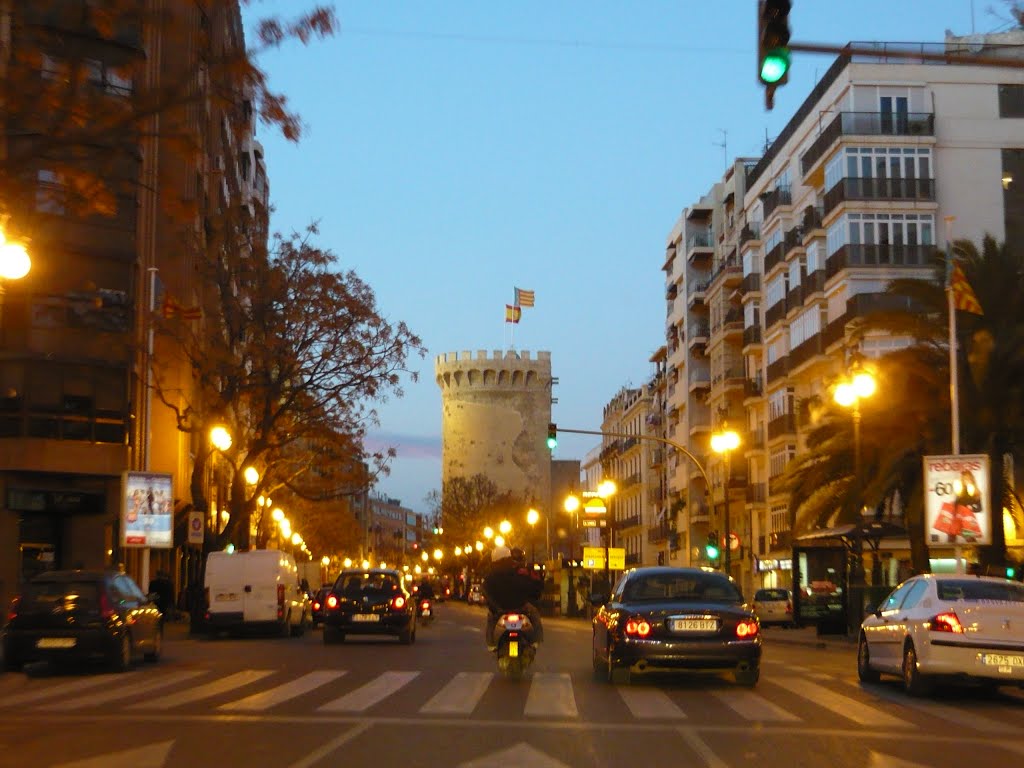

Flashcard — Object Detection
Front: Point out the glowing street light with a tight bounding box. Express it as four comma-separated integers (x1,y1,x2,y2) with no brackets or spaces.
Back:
433,548,443,561
711,427,741,575
483,526,494,541
498,520,512,536
210,425,232,451
834,364,877,523
343,557,353,568
243,466,259,485
494,535,506,548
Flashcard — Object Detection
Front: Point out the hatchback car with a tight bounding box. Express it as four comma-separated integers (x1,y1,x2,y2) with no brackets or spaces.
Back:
857,573,1024,696
321,569,416,644
752,588,795,628
310,587,332,627
2,570,163,672
591,566,761,686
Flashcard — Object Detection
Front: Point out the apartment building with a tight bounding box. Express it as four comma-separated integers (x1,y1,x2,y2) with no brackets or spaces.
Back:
365,493,421,565
0,2,263,613
657,33,1024,596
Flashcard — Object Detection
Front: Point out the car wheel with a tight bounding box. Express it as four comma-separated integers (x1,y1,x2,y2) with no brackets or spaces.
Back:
734,664,760,687
399,624,414,645
281,612,292,638
111,633,132,672
323,626,344,645
902,641,932,697
857,633,880,683
2,649,21,673
606,642,630,685
591,637,604,680
293,611,307,637
144,626,163,663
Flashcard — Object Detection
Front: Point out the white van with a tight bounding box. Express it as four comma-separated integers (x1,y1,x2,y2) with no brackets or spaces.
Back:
204,550,310,636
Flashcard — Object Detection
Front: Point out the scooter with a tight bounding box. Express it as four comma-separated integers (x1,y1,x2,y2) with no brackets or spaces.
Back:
491,610,537,680
417,597,434,626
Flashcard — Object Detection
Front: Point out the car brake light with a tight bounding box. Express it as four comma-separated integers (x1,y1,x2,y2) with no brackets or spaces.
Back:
786,601,793,614
313,601,321,611
326,594,339,609
391,595,406,610
7,596,20,622
624,618,652,637
420,600,430,610
928,611,964,634
736,619,760,639
277,584,285,606
204,587,210,611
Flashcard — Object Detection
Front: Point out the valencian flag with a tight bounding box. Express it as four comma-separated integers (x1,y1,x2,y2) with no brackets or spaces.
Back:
949,262,983,315
514,287,535,307
505,304,522,324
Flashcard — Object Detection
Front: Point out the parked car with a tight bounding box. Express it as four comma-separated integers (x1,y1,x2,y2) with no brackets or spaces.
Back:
2,570,163,672
857,573,1024,696
322,568,416,645
591,566,761,686
204,550,310,636
311,587,332,627
752,587,795,627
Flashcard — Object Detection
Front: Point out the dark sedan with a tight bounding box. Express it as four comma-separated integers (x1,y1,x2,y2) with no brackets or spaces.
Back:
3,570,163,672
322,569,417,645
310,587,332,627
591,566,761,686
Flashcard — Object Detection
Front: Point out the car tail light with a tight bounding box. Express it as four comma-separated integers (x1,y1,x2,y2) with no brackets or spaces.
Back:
786,601,793,614
326,594,339,610
420,600,430,610
927,611,964,634
204,587,210,612
313,600,321,611
99,590,117,620
277,584,286,606
505,613,521,623
7,596,20,622
624,617,652,638
391,595,406,610
736,619,759,639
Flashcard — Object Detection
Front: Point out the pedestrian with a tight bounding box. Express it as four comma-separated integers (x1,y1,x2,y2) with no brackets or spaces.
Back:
148,570,175,624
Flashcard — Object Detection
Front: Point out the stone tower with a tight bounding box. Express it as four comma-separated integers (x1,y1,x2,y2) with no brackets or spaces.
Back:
435,350,553,510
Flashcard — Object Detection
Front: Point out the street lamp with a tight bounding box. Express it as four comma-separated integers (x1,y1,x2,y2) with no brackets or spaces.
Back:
499,520,512,536
210,425,232,452
483,526,494,542
833,367,877,495
0,228,30,326
711,427,741,577
597,481,617,590
526,508,539,562
562,495,582,617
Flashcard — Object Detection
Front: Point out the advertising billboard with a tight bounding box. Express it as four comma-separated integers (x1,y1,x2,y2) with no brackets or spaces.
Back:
121,471,174,548
923,454,991,546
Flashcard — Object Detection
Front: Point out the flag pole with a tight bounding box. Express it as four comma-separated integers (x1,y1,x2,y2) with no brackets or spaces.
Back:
944,215,964,574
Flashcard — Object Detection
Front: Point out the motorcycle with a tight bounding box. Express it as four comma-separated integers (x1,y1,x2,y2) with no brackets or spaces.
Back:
491,609,537,679
417,597,434,626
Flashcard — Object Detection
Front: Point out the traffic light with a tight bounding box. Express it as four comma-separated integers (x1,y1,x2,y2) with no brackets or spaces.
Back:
758,0,792,110
706,531,720,561
546,422,558,451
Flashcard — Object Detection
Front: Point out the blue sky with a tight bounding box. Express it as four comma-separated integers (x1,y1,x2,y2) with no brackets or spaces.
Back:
246,1,1004,515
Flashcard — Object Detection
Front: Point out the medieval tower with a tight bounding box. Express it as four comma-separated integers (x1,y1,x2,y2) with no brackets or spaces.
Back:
435,350,553,512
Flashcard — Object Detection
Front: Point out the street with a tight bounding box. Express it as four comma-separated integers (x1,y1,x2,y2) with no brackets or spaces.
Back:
1,603,1024,768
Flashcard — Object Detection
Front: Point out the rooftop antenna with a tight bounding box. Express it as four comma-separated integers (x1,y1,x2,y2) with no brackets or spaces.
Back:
713,129,728,171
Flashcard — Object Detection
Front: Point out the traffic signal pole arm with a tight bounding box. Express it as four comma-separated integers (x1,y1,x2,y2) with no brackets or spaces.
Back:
554,427,713,492
787,40,1024,69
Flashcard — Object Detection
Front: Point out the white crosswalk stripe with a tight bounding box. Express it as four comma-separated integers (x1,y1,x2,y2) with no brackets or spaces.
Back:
617,687,687,719
770,678,909,727
41,671,207,711
219,670,346,712
711,689,800,722
318,670,419,713
524,673,577,718
420,672,492,715
0,675,113,707
136,669,274,710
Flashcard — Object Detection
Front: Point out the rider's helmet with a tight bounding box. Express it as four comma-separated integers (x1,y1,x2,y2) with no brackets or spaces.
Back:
491,545,511,562
510,547,527,564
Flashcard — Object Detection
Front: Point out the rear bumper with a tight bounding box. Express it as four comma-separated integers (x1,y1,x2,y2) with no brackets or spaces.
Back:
923,640,1024,683
614,637,762,672
323,612,413,635
3,628,119,665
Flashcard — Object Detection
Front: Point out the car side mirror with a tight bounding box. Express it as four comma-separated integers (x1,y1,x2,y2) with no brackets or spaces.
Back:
589,591,610,606
864,603,879,617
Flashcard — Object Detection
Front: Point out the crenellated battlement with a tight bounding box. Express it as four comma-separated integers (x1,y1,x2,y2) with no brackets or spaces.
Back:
435,349,552,390
435,349,551,365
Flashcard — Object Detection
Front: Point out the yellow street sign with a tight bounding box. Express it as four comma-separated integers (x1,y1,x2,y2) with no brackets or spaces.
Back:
581,547,626,570
583,498,607,515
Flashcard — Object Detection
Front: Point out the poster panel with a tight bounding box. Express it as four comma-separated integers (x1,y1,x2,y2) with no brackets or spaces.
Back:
121,471,174,548
922,454,991,546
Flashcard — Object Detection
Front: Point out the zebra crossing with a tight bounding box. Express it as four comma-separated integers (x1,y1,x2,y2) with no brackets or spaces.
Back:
1,665,1022,733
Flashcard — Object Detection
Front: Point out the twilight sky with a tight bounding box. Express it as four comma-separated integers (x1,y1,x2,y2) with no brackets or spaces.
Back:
245,0,1005,515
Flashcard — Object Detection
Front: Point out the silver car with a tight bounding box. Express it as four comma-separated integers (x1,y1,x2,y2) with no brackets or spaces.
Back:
857,574,1024,696
752,588,794,627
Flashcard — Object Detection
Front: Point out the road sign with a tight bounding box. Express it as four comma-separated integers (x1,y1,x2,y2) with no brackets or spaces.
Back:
581,547,625,570
583,498,606,515
581,519,607,528
187,510,204,545
607,547,625,570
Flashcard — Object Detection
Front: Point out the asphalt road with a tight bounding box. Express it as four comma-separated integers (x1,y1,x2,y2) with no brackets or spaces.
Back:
2,603,1023,768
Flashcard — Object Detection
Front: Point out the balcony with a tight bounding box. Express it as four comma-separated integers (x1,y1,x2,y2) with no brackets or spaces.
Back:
739,222,762,246
825,243,937,279
788,333,825,371
766,356,789,384
802,205,824,235
745,426,766,451
803,269,826,299
746,483,768,503
648,522,671,544
739,272,761,296
710,257,742,289
688,504,710,523
615,514,641,530
687,280,710,306
625,552,641,566
688,371,711,392
786,281,804,312
686,232,714,261
742,325,762,348
665,283,678,300
800,111,936,178
744,377,763,398
767,412,797,440
764,241,785,274
764,299,787,329
783,226,805,256
688,322,710,348
823,177,936,216
762,185,793,220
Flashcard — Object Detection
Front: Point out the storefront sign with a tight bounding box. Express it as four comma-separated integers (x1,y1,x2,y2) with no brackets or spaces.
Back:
923,454,991,546
755,558,793,573
121,471,174,548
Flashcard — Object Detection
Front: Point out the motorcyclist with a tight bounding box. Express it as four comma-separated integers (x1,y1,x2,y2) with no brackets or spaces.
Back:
482,545,544,650
418,579,436,600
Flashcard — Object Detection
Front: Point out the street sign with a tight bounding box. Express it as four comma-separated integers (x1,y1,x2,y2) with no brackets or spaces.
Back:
607,547,625,570
581,547,625,570
581,519,607,528
583,498,606,515
187,510,205,546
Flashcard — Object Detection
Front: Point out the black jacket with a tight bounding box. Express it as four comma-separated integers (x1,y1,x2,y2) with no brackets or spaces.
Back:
482,558,542,612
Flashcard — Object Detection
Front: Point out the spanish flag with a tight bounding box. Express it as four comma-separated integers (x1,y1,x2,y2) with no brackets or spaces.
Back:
949,262,983,315
505,304,521,324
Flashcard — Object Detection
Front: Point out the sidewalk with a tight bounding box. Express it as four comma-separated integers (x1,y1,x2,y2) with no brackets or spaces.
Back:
759,624,857,650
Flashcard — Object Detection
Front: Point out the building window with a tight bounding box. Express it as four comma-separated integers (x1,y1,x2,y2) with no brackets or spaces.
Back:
827,212,934,255
1004,149,1024,247
998,85,1024,118
36,170,66,215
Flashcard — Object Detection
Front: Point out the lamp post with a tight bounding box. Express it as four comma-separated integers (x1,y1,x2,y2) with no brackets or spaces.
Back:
711,427,741,577
834,365,877,586
526,508,540,563
597,480,617,589
563,494,580,617
0,227,31,327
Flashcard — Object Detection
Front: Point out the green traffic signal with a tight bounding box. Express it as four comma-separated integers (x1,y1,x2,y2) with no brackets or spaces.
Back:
546,422,558,450
760,48,790,84
705,531,720,560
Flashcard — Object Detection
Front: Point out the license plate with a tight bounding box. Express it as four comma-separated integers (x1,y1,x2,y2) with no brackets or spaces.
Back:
352,614,380,623
215,593,238,602
421,609,431,617
981,653,1024,668
508,640,518,658
36,638,76,649
504,619,523,630
671,618,717,632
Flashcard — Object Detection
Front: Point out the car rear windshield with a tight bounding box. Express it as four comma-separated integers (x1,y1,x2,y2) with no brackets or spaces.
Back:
755,589,789,601
23,580,102,608
937,580,1024,603
337,572,400,597
623,573,742,603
